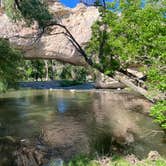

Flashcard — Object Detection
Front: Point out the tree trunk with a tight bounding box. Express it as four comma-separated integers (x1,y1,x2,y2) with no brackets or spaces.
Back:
51,60,56,80
113,71,153,102
44,60,49,81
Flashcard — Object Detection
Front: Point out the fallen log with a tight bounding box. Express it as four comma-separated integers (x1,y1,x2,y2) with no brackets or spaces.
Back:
113,71,165,103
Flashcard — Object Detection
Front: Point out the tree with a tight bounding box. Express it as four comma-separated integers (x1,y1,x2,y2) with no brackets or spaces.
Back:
23,60,45,81
87,0,166,129
87,0,165,73
0,38,23,92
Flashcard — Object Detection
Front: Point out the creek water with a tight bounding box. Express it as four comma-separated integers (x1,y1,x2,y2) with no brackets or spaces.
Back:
0,89,165,162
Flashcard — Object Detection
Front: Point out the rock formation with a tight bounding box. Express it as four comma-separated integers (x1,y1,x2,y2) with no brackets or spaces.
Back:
0,2,99,65
95,72,126,89
0,2,127,88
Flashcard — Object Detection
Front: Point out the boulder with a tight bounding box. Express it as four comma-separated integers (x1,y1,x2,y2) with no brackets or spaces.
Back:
148,151,160,161
95,72,126,89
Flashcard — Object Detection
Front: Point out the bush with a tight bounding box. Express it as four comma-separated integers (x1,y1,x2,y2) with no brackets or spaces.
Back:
0,38,23,92
150,100,166,130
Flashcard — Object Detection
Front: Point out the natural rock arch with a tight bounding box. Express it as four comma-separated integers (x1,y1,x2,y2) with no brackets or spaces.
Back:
0,2,99,66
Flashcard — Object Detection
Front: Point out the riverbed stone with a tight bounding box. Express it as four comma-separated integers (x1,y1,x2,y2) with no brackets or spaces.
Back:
148,151,160,161
125,154,139,164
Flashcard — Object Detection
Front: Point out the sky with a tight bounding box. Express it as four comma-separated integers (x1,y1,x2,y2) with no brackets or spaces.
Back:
60,0,114,8
60,0,79,8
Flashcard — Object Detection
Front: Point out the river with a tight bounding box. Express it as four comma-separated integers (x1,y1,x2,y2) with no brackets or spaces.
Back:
0,89,165,164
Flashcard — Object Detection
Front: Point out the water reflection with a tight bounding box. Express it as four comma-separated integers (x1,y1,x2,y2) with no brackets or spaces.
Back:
0,90,165,160
56,99,68,113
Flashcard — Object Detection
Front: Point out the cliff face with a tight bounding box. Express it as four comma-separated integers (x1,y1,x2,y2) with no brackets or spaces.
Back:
0,2,99,65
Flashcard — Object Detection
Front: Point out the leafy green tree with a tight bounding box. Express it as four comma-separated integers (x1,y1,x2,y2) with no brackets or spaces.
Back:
0,38,23,92
87,0,165,73
23,60,45,81
150,100,166,132
57,63,89,82
87,0,166,129
4,0,53,28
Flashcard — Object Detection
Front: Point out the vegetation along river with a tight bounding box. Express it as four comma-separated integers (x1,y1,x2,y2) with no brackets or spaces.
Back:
0,89,165,164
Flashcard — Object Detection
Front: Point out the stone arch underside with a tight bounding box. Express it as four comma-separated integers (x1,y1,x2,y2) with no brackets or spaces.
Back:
0,2,99,66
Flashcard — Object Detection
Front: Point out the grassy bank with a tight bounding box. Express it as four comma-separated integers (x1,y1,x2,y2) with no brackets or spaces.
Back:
67,154,166,166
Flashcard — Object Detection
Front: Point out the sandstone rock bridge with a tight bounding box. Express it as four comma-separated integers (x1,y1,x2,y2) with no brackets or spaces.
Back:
0,2,99,66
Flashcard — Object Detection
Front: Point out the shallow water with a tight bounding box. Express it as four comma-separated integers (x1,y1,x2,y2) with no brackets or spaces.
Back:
0,89,165,161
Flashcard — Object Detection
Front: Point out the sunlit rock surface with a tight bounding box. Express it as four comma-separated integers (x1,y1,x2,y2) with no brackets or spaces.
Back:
0,2,99,65
95,72,126,89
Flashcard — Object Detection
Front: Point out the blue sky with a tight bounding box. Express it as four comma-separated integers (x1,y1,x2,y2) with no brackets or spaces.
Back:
60,0,79,8
60,0,114,8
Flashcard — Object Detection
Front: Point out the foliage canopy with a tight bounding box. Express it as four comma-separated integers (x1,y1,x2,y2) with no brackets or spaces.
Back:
0,38,23,92
4,0,53,28
86,0,166,129
87,0,166,75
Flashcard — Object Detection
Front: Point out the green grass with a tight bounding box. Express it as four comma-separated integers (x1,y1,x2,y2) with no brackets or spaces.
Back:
66,155,166,166
67,155,99,166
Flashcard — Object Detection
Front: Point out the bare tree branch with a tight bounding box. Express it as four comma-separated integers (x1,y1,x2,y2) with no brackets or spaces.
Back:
14,0,22,11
